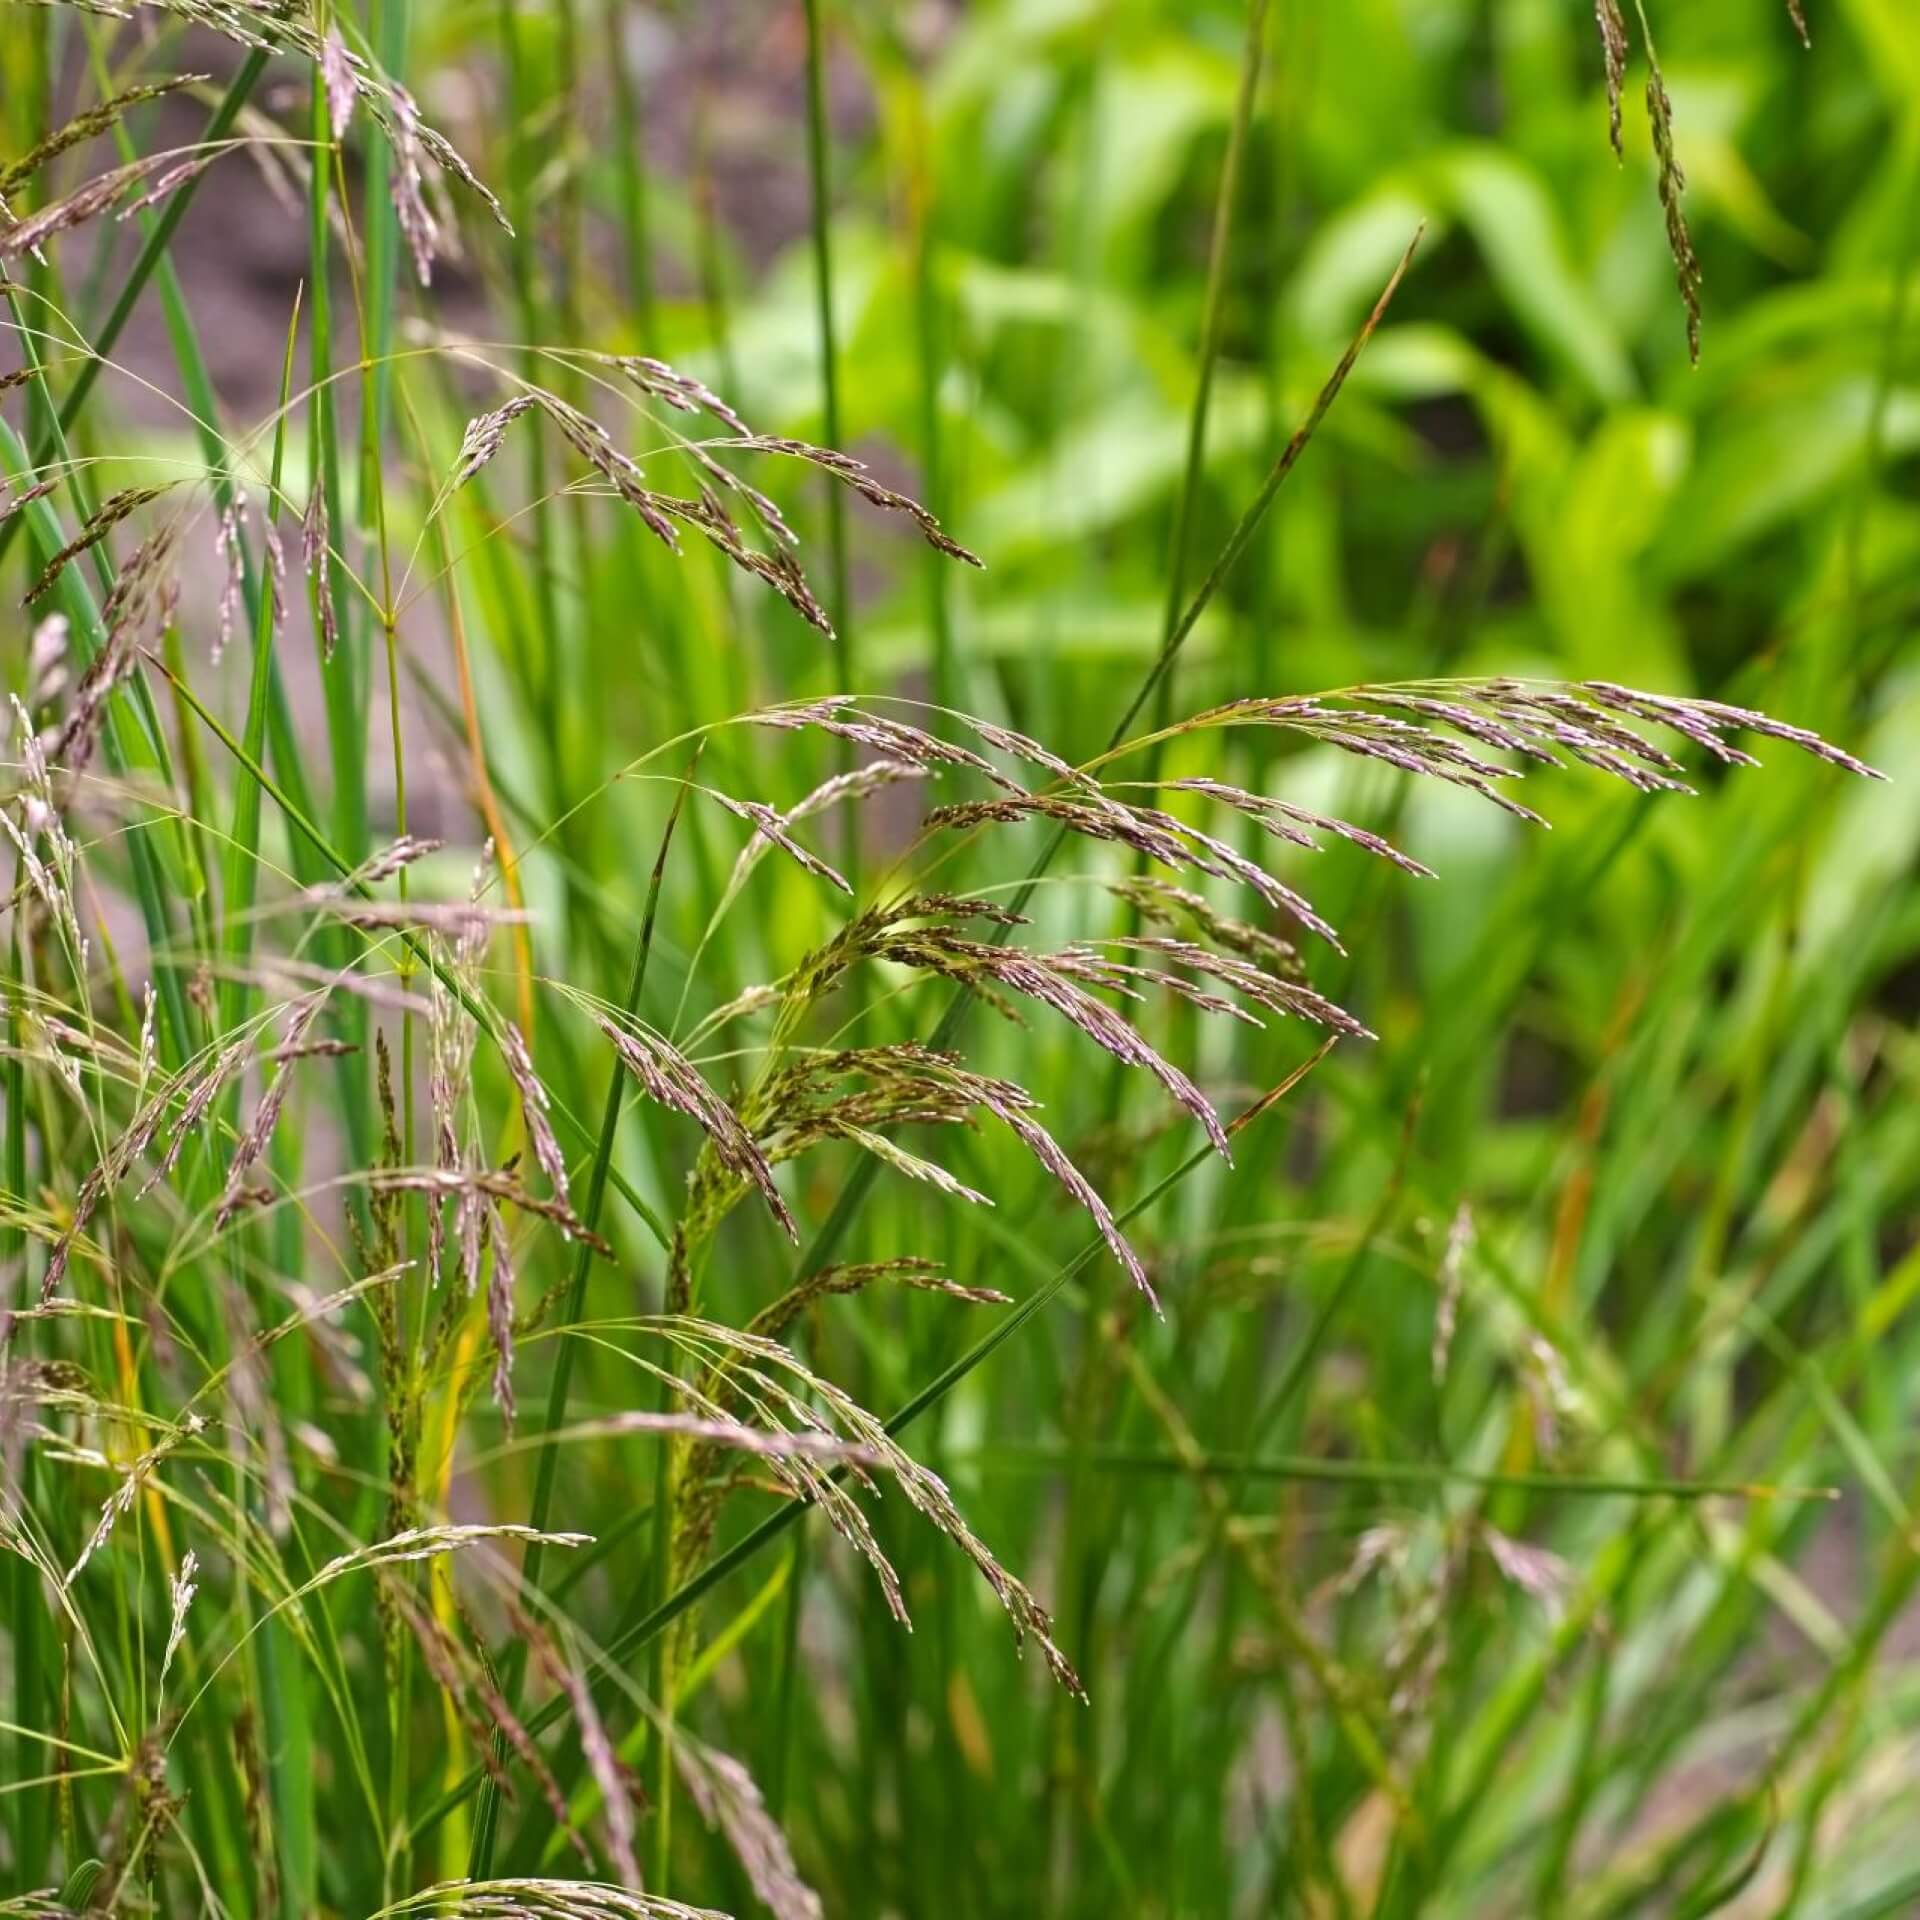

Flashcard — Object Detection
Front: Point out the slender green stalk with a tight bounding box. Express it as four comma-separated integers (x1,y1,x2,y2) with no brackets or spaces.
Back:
803,0,857,885
1148,0,1269,732
766,1524,810,1819
222,298,321,1920
493,0,565,797
312,100,369,869
218,292,301,1032
606,0,657,340
468,751,702,1880
906,102,957,718
974,1448,1833,1503
361,0,408,469
6,916,47,1888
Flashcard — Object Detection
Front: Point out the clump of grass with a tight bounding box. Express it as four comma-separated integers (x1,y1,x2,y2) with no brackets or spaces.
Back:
2,2,1910,1915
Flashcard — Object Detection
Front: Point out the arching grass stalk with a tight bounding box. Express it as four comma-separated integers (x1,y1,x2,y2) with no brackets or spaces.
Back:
777,229,1422,1304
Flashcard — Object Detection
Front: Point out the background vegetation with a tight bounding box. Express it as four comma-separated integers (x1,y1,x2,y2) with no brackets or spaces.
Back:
2,0,1916,1914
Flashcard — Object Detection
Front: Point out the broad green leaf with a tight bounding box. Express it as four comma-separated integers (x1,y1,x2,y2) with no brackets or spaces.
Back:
1436,144,1635,405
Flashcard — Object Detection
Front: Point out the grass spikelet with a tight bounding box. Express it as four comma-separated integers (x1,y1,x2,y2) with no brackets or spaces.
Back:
1104,935,1372,1039
116,154,214,222
262,507,288,648
1165,779,1436,876
321,27,358,139
386,1580,589,1857
368,1168,608,1255
501,1018,568,1204
158,1548,199,1696
1430,1201,1474,1385
301,477,337,662
0,148,224,258
711,792,850,895
750,1258,1007,1344
141,1036,252,1193
718,760,924,913
593,1013,797,1241
310,1522,591,1589
0,475,62,520
516,1611,644,1889
1186,680,1881,799
388,84,442,285
448,385,965,636
1104,876,1306,980
927,792,1346,946
357,834,447,886
1479,1524,1576,1618
61,537,181,761
64,1413,207,1587
1644,56,1703,361
957,715,1087,785
744,1036,1151,1304
815,1126,993,1209
666,1317,1081,1685
721,436,984,567
1581,681,1885,778
87,4,510,253
1002,1108,1153,1312
558,1410,887,1464
326,899,531,935
26,609,69,710
0,75,206,200
373,1881,726,1919
2,742,75,947
673,1732,823,1920
613,354,752,435
215,990,327,1225
651,492,833,633
751,698,1016,788
22,483,172,604
452,393,541,491
426,899,484,1285
865,921,1234,1156
486,1198,518,1425
1593,0,1630,157
211,490,248,663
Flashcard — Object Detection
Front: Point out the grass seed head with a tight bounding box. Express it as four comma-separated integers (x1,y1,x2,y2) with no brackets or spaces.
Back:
1644,61,1703,361
1593,0,1630,157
